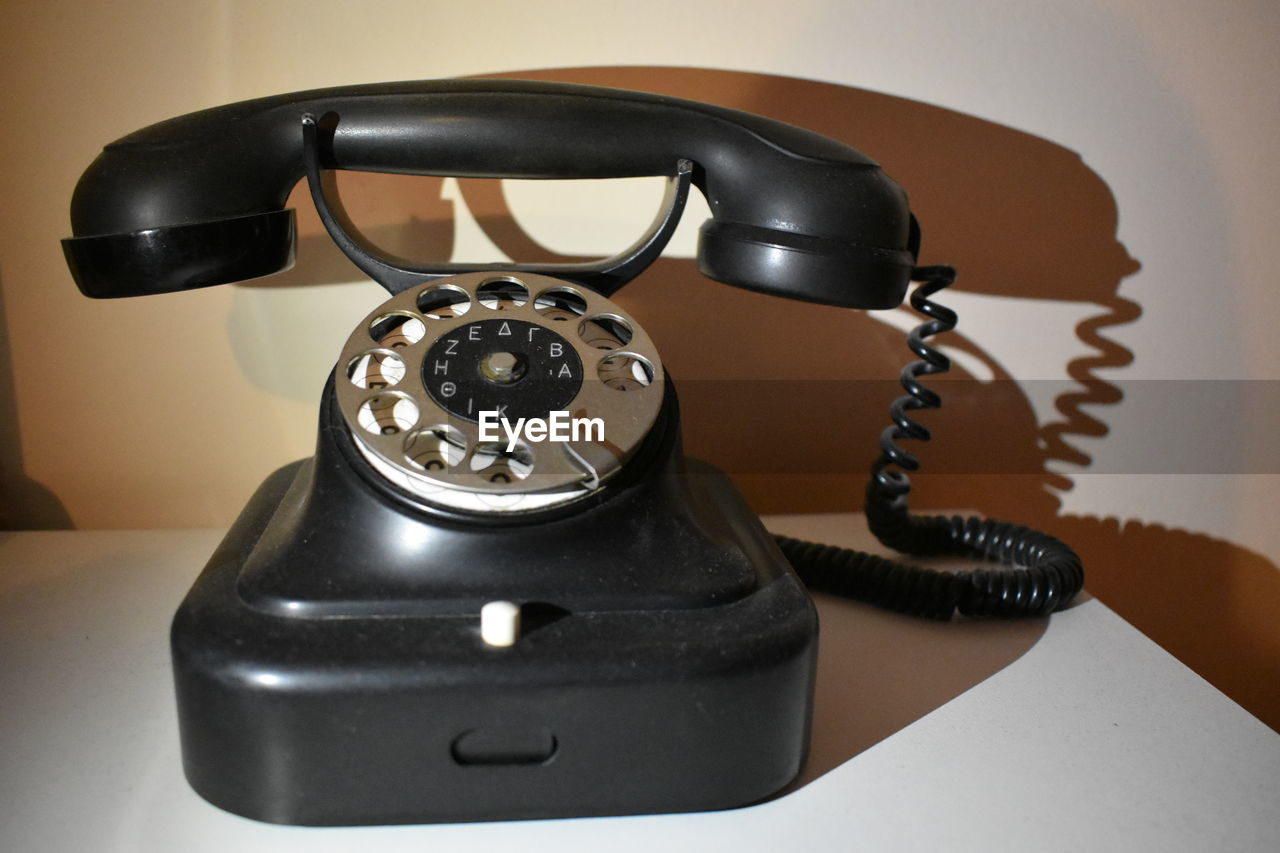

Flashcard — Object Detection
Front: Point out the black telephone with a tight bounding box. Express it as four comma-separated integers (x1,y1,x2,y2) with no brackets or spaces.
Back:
62,80,1082,826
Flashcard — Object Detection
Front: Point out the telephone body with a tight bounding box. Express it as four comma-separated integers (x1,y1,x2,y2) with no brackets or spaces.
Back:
63,80,1081,825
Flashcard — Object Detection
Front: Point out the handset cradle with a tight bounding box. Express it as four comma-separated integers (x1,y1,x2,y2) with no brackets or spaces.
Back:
299,112,696,296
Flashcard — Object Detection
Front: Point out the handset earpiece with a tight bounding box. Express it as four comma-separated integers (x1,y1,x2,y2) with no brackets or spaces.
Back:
62,79,915,307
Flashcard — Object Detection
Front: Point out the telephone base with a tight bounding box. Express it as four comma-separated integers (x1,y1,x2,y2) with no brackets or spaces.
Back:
171,453,817,825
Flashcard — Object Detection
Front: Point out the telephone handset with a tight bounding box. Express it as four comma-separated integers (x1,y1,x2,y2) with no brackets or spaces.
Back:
63,79,915,306
62,80,1082,825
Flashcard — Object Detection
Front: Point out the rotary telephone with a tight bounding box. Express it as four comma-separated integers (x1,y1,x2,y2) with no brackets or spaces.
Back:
62,80,1083,826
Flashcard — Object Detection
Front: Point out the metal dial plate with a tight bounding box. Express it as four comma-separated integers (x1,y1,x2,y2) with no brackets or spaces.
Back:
334,271,665,513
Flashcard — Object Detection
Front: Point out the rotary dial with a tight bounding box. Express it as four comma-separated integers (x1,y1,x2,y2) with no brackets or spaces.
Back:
334,272,664,513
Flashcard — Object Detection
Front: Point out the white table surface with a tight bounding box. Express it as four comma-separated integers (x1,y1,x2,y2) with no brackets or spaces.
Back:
2,520,1277,852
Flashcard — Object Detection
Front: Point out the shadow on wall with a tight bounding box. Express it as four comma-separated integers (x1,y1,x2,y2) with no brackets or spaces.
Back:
238,66,1277,736
0,269,74,530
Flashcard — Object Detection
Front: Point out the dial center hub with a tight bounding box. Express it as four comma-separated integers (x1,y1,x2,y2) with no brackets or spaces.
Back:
480,351,525,384
423,318,583,422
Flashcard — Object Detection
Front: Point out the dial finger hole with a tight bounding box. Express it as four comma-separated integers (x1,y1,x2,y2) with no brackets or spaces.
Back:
370,312,426,348
598,353,654,391
477,277,529,310
578,314,633,350
347,351,406,390
404,424,467,471
469,442,535,483
534,287,588,322
417,284,471,319
357,393,419,436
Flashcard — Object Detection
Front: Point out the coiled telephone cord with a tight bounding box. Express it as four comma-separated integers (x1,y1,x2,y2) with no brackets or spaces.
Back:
775,266,1085,619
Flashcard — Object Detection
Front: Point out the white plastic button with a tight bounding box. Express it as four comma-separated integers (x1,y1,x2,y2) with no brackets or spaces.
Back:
480,600,521,647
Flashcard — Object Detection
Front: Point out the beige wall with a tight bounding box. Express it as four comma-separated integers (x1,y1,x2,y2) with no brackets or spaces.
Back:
1,1,1277,724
